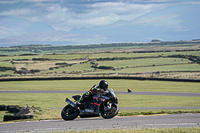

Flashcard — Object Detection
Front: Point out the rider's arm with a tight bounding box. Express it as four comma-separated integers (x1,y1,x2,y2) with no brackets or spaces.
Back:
92,87,100,92
90,85,100,93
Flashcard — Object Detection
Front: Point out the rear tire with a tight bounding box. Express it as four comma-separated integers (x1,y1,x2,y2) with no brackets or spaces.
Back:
61,105,79,121
101,103,119,119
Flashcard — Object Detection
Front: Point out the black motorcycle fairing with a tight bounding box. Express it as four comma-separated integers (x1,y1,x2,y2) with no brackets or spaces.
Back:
72,95,81,101
62,88,119,120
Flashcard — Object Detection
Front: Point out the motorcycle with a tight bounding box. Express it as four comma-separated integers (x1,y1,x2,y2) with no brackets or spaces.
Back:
61,88,119,120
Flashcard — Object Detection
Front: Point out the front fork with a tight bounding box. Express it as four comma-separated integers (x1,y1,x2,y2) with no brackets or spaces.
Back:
104,102,112,111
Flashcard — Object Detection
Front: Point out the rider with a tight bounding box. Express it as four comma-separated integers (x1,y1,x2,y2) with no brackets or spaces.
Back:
76,80,109,106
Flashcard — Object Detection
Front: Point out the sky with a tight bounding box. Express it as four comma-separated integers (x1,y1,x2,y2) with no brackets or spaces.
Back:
0,0,200,46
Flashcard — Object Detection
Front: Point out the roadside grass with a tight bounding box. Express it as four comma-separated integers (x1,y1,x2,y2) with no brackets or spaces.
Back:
0,92,200,122
0,93,79,109
49,128,200,133
0,93,199,113
118,109,200,116
117,95,200,108
1,79,199,93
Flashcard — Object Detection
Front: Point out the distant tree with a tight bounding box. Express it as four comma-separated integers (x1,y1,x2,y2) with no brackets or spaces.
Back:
151,39,161,42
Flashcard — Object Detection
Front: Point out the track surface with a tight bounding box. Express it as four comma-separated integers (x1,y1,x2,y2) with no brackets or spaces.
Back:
1,90,200,97
0,113,200,133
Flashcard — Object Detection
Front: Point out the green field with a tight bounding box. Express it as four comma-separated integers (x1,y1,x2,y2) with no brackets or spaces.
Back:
0,79,200,109
89,51,200,59
0,45,199,78
1,93,199,109
0,79,200,122
0,54,88,61
40,54,89,60
39,57,198,74
1,79,200,93
0,55,39,61
1,79,200,108
87,64,200,74
95,57,190,68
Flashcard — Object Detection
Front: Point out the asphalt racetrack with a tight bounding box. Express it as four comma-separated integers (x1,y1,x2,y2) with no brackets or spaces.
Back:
1,90,200,97
0,113,200,132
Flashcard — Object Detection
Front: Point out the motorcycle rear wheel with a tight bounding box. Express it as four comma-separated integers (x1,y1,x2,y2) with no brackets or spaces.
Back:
101,103,119,119
61,105,79,120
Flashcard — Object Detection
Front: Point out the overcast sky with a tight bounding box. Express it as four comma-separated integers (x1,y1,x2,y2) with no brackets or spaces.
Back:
0,0,199,31
0,0,200,46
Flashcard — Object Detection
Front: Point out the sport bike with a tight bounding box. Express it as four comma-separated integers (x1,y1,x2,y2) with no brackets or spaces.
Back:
61,88,119,120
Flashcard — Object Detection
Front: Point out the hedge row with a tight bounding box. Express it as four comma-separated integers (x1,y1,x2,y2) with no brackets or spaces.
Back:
0,67,15,72
0,76,199,82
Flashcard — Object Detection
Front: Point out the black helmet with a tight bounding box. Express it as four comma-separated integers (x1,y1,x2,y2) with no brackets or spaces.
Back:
99,80,108,91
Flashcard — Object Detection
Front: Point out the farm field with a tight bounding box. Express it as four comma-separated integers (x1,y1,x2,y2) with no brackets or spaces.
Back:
13,60,87,71
0,54,88,61
0,47,199,79
89,51,200,59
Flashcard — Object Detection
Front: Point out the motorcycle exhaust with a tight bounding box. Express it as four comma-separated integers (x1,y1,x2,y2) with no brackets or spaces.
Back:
65,98,77,108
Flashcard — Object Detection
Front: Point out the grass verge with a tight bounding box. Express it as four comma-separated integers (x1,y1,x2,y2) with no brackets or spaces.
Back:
118,109,200,116
49,127,200,133
1,79,200,93
1,93,200,109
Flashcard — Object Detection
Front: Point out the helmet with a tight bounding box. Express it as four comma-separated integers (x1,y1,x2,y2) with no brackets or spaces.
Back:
99,80,108,91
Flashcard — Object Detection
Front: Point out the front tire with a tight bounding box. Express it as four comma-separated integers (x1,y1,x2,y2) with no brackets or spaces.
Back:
61,105,79,120
101,103,119,119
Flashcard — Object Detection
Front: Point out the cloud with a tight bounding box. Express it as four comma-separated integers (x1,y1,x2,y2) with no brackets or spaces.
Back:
0,0,199,45
39,1,168,31
0,9,35,16
0,0,169,31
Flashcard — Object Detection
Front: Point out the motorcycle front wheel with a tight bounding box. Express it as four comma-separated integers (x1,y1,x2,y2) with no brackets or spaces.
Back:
101,103,119,119
61,105,79,120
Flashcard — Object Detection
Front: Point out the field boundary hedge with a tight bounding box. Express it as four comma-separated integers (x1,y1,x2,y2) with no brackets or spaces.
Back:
0,76,199,82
